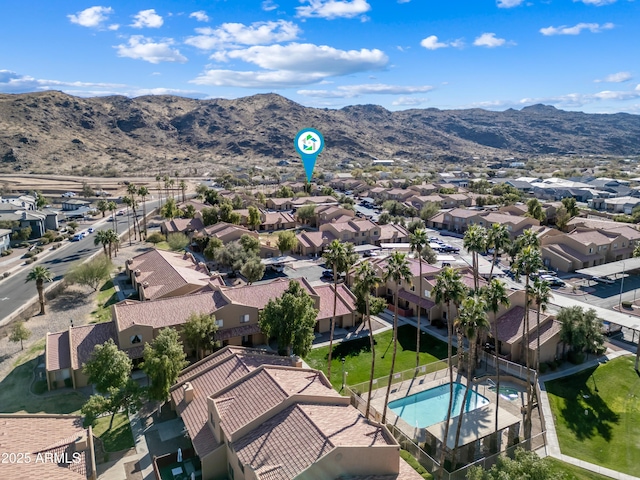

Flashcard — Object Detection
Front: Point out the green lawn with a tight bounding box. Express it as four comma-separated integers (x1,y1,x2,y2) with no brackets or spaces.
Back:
91,279,118,323
545,355,640,477
0,358,86,414
154,241,171,251
92,413,135,452
546,458,616,480
305,324,451,391
13,337,46,367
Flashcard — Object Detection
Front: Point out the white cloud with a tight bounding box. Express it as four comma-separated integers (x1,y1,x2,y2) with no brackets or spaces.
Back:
298,83,433,98
189,11,209,22
261,0,279,11
108,24,120,31
115,36,187,64
0,69,125,93
296,0,371,19
575,0,617,5
497,0,525,7
392,97,428,106
473,33,509,47
193,43,387,88
539,22,614,35
397,0,411,3
131,9,164,28
68,6,114,28
595,71,632,83
420,35,463,50
185,20,300,50
518,86,640,108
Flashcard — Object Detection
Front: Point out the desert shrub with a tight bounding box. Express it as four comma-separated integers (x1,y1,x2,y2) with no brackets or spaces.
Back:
549,361,558,371
25,258,35,264
539,363,549,374
1,249,12,257
39,237,50,245
34,247,43,254
146,232,166,244
568,350,585,365
22,251,35,259
167,232,189,251
3,272,10,278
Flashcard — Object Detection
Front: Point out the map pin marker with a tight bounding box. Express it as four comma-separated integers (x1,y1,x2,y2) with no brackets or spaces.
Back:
294,128,324,183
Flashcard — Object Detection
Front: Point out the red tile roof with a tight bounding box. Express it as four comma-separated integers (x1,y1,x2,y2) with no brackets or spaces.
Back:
0,414,91,480
163,217,204,234
70,322,118,370
398,289,435,310
496,306,546,344
46,331,71,371
314,283,357,320
219,277,316,310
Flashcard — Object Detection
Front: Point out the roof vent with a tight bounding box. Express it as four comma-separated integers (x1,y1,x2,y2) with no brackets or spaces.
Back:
127,258,133,265
135,269,141,276
142,281,149,288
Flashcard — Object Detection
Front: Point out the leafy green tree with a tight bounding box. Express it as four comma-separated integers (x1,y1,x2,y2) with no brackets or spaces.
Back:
247,205,261,230
452,294,490,468
276,230,298,255
419,202,440,222
81,181,95,197
275,185,294,198
196,183,209,200
66,256,112,292
353,260,382,418
26,265,53,315
296,204,316,225
561,196,579,217
241,258,265,284
201,206,220,226
182,312,219,360
433,266,467,473
146,232,166,244
142,328,188,402
323,240,358,380
381,252,412,424
463,224,487,291
96,199,109,218
239,234,260,255
219,201,234,223
378,212,392,225
407,219,425,234
259,280,318,356
81,380,144,431
83,339,132,394
409,228,428,368
214,241,249,273
9,321,31,350
12,226,32,241
482,279,510,435
161,197,180,220
32,190,48,209
526,198,546,222
204,189,220,205
232,195,244,209
466,448,563,480
554,206,571,231
204,237,223,261
167,232,190,251
558,306,604,361
182,204,196,219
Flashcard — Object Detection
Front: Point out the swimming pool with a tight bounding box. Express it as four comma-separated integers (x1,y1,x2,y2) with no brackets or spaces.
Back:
388,382,489,428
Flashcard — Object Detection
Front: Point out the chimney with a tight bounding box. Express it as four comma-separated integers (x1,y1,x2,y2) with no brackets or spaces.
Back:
135,269,141,277
75,434,88,451
142,281,149,288
183,382,194,404
292,356,302,368
127,258,133,265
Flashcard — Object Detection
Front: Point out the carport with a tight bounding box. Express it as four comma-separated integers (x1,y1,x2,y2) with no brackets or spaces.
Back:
575,257,640,278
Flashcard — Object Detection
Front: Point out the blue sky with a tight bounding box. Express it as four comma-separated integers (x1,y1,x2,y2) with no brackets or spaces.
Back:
0,0,638,113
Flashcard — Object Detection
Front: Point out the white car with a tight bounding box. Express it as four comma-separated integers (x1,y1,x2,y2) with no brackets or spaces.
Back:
592,276,615,285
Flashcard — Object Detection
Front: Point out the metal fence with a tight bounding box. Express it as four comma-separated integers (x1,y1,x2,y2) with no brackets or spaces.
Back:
478,350,537,383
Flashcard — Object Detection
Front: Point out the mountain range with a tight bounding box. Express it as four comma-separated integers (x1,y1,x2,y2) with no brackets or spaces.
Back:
1,91,639,176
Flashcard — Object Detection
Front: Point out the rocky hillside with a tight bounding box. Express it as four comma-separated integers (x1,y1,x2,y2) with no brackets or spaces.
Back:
1,91,639,175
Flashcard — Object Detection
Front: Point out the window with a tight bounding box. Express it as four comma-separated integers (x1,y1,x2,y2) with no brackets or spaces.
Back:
589,247,593,253
614,243,618,249
228,463,235,480
240,314,250,323
216,319,224,328
130,334,142,344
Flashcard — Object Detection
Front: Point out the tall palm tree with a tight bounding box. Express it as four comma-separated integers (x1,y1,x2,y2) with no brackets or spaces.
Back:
409,228,428,368
127,184,140,240
105,229,119,258
156,174,163,209
381,252,412,424
26,266,53,315
487,223,511,281
432,267,467,476
482,279,510,436
463,225,487,292
512,244,543,439
169,178,175,199
353,260,381,419
107,201,118,233
451,294,490,469
122,196,133,246
138,186,149,239
179,179,187,203
322,240,353,380
94,230,110,258
530,277,551,372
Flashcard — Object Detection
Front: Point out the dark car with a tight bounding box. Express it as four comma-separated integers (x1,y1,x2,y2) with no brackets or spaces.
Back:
440,245,460,253
322,270,334,279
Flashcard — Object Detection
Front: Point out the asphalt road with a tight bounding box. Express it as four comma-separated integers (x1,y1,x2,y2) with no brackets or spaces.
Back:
0,199,161,326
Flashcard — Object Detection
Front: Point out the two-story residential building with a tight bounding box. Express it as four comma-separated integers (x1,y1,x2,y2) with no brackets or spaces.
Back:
319,219,380,246
61,199,91,211
406,195,444,211
386,188,415,202
408,183,439,196
427,208,540,238
202,222,259,244
310,205,355,227
265,197,294,211
296,230,337,256
0,228,10,253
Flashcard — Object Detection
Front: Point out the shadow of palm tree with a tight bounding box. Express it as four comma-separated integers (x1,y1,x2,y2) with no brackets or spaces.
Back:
49,288,89,313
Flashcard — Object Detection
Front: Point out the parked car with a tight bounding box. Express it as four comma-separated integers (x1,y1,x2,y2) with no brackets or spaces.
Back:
363,250,378,258
116,210,125,216
71,234,83,242
592,276,615,285
540,275,564,286
440,245,460,253
602,321,623,336
322,269,334,279
88,227,95,233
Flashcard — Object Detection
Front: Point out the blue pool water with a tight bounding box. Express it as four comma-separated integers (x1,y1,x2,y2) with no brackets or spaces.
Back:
388,382,489,428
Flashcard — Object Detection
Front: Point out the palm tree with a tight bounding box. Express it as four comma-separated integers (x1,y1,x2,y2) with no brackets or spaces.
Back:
322,240,355,380
179,180,187,203
156,174,163,209
381,252,412,424
104,229,119,258
463,225,487,292
138,186,149,239
161,197,180,221
487,223,510,281
512,244,543,439
432,266,466,475
96,199,108,218
169,179,175,199
530,277,551,372
94,230,110,258
127,184,140,240
409,228,428,368
122,196,133,246
107,201,118,233
353,260,381,419
482,279,510,436
26,266,53,315
451,294,490,469
196,183,208,200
